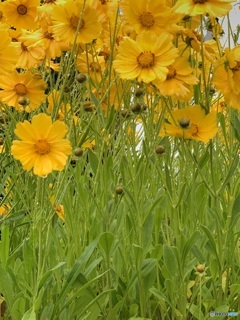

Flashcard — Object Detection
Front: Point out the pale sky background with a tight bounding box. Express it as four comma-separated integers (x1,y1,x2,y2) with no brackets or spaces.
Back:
220,1,240,47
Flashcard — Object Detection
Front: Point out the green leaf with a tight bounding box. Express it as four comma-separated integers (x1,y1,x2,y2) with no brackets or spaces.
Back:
98,232,115,260
232,193,240,221
182,231,201,264
0,225,10,269
22,307,36,320
201,225,221,268
163,245,177,279
38,262,66,292
88,149,99,175
0,265,14,311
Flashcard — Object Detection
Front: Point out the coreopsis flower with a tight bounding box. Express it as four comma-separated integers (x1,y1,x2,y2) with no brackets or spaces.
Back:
11,113,72,177
153,57,198,99
173,0,234,17
0,26,18,75
0,70,46,111
11,29,46,69
119,0,179,35
3,0,39,30
113,31,178,83
51,0,102,44
213,46,240,109
160,105,218,143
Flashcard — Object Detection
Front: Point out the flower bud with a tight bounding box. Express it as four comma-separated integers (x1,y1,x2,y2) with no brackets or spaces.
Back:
155,145,165,154
116,186,123,195
74,148,83,157
18,97,30,106
179,118,190,128
196,264,205,273
76,73,87,83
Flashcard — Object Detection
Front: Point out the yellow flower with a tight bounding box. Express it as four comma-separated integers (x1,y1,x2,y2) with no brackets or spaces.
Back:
11,113,72,177
50,196,65,221
0,70,46,111
3,0,39,30
113,31,178,83
213,46,240,109
12,29,46,69
119,0,177,35
153,57,198,99
0,25,18,75
160,105,218,143
51,0,102,44
173,0,233,17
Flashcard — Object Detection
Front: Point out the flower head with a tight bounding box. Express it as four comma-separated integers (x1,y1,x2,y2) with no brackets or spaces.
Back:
11,113,72,176
51,0,102,44
3,0,39,30
173,0,234,17
0,70,46,111
160,105,218,143
113,31,178,83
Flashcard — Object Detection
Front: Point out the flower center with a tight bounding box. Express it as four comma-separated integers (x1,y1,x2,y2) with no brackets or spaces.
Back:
193,0,206,3
189,123,199,136
137,51,155,68
21,42,28,51
44,0,56,3
44,31,54,40
139,12,155,28
14,83,27,96
70,15,85,30
17,4,28,15
34,140,51,155
166,65,177,79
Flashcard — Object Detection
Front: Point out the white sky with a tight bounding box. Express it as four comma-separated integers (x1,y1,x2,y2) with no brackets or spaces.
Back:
220,1,240,47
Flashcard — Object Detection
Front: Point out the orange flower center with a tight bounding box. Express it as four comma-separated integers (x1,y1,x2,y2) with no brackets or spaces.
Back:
14,83,27,96
139,12,155,28
35,140,51,155
193,0,206,3
137,51,155,68
17,4,28,15
44,31,54,40
189,123,199,136
70,15,85,30
21,42,28,51
166,66,177,79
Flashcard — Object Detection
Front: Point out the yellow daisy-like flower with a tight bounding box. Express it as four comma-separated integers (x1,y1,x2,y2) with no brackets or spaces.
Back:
3,0,39,30
51,0,102,44
160,105,218,143
153,57,198,99
173,0,234,17
0,70,46,111
11,113,72,177
119,0,175,35
0,26,18,75
213,46,240,109
113,31,178,83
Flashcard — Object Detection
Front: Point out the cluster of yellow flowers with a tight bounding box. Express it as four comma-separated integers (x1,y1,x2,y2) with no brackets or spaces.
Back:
0,0,238,178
